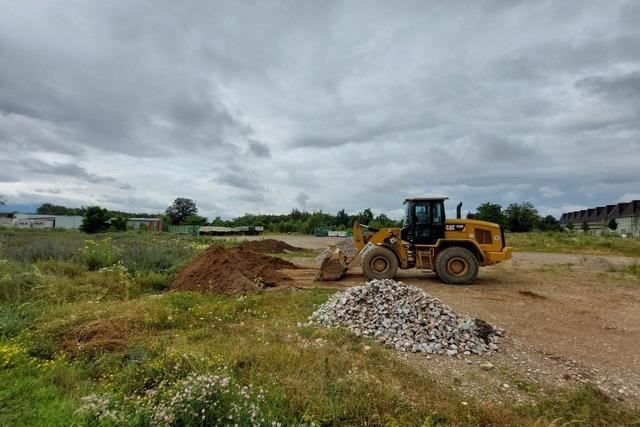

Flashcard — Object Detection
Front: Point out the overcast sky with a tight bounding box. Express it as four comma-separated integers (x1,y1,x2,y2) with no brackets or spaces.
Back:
1,1,639,219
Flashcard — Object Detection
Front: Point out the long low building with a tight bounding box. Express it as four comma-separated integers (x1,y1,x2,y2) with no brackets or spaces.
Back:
559,200,640,237
12,213,84,229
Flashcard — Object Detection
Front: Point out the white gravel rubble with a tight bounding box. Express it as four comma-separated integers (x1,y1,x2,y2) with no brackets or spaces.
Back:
305,279,503,356
314,238,358,264
335,238,358,257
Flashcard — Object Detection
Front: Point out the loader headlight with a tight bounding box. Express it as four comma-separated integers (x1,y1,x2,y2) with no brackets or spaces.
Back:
389,237,397,244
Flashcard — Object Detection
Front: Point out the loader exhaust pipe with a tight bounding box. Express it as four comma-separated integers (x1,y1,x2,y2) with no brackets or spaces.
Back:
456,202,462,219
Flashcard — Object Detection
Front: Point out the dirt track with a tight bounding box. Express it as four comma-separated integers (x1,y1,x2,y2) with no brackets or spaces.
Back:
223,235,640,404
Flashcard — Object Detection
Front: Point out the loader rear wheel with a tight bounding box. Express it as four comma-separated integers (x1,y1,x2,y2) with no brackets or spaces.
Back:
435,247,478,285
362,246,398,280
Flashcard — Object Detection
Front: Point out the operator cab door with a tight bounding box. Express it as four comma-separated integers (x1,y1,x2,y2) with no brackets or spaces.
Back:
412,200,446,245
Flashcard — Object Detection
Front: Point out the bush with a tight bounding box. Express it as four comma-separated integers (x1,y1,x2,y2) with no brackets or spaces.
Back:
118,239,197,274
134,272,170,292
79,239,121,270
80,206,111,234
110,217,128,232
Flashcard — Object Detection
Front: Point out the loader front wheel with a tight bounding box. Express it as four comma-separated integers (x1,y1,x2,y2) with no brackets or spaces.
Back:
435,247,478,285
362,246,398,280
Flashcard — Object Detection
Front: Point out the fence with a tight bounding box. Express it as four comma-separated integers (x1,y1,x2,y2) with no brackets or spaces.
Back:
167,225,200,236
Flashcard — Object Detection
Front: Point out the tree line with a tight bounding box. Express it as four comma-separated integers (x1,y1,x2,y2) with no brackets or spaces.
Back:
31,198,574,234
467,202,561,232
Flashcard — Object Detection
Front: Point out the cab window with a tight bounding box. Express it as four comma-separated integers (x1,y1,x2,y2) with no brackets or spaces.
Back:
433,202,443,224
415,204,429,223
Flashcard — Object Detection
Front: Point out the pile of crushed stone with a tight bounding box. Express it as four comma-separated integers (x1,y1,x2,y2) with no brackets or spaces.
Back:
171,245,298,294
314,238,358,264
305,279,503,356
335,238,358,257
238,239,304,254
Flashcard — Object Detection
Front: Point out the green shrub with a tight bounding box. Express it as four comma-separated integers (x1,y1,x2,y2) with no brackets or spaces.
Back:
118,239,196,273
134,272,170,292
79,239,121,270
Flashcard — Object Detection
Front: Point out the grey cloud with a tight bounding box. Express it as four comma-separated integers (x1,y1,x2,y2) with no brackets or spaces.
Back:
34,188,62,194
213,170,264,192
248,139,270,158
295,192,309,211
19,159,117,184
575,71,640,103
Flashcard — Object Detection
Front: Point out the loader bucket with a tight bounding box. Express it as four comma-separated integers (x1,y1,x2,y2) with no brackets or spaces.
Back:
315,246,348,281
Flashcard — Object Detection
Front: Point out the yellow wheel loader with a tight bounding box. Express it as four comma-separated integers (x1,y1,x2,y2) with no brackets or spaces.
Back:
318,198,512,285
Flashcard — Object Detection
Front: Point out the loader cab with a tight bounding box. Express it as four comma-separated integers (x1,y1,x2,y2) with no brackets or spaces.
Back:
401,197,447,245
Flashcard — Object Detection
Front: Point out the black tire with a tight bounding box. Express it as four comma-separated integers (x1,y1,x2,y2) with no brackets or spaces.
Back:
435,247,479,285
362,246,399,280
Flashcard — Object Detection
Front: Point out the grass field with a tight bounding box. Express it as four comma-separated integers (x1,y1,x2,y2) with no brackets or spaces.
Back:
1,229,639,426
507,232,640,257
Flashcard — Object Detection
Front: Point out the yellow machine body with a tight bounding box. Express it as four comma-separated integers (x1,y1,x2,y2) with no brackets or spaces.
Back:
353,219,512,271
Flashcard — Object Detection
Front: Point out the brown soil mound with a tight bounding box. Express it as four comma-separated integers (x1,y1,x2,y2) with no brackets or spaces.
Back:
171,245,298,294
238,239,304,254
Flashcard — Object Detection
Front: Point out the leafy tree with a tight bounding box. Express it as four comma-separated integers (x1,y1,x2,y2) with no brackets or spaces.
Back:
566,220,574,231
608,218,618,231
211,216,225,226
165,198,198,225
356,208,374,226
536,215,562,232
335,209,350,228
471,203,505,226
184,214,208,226
37,203,84,216
370,213,399,229
80,206,111,234
302,211,329,234
110,216,128,231
504,202,538,232
581,220,589,234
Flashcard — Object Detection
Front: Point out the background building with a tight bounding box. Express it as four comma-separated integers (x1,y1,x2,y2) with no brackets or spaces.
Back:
12,213,83,229
559,200,640,237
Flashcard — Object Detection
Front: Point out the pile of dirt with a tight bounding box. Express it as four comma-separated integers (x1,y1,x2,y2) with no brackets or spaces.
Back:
171,245,298,294
238,239,304,254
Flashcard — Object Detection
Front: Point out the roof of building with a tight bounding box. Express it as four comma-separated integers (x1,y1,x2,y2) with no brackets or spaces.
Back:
559,200,640,222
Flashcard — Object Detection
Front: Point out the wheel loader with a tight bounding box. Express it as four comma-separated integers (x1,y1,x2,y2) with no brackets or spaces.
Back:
317,197,512,285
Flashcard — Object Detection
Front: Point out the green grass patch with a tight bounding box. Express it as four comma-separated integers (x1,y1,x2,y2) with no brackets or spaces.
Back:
507,232,640,257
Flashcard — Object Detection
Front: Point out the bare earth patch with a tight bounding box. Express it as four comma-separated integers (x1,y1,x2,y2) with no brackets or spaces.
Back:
248,236,640,406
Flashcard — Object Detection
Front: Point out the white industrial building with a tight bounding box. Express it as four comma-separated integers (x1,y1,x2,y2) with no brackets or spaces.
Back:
11,213,84,229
